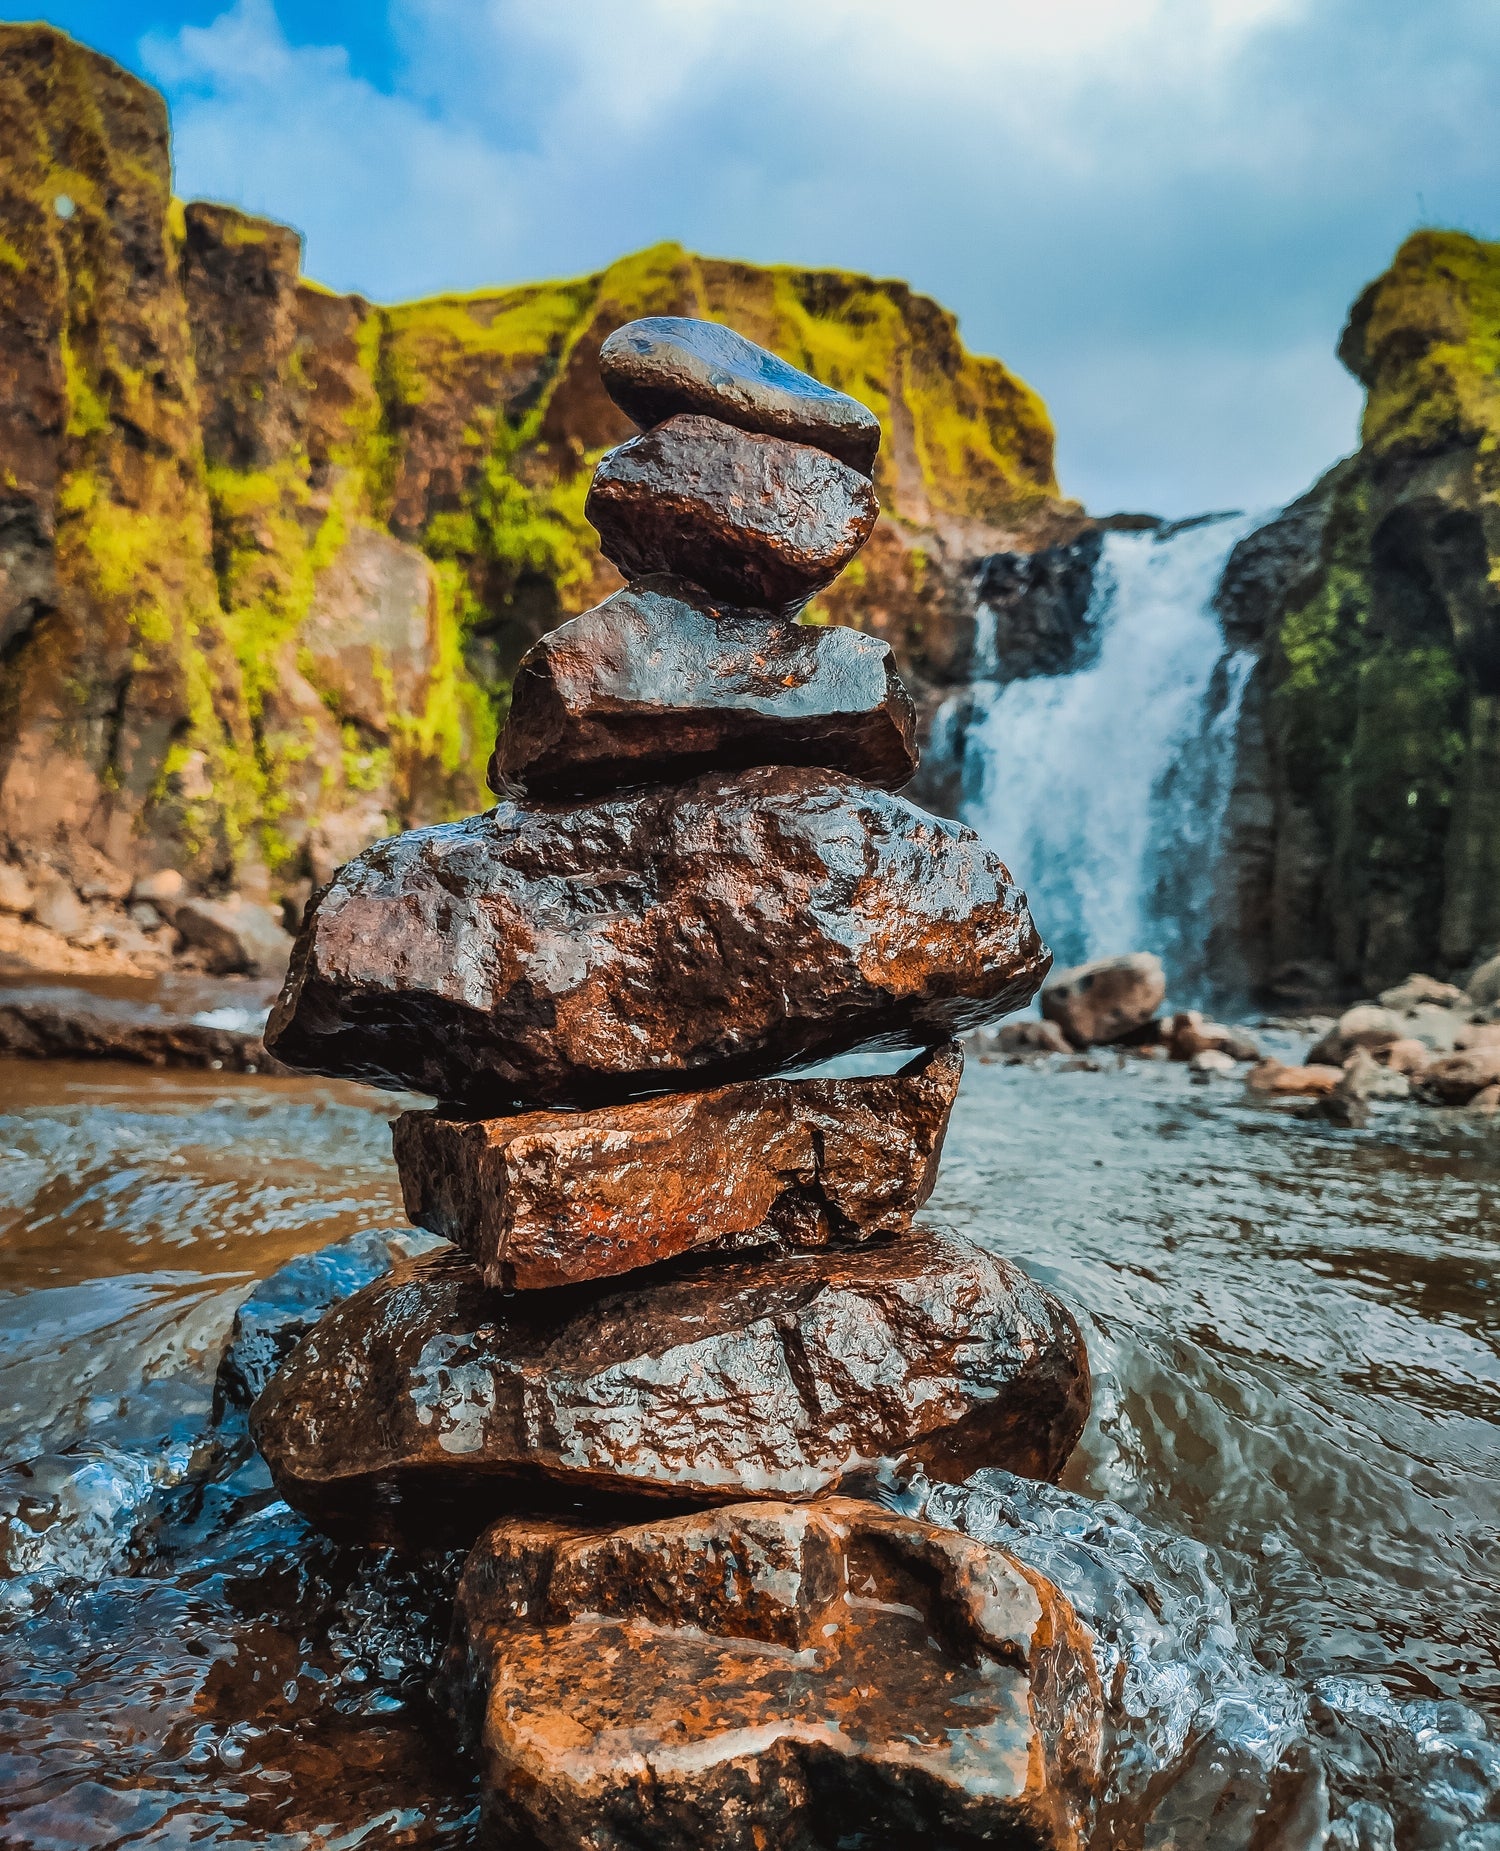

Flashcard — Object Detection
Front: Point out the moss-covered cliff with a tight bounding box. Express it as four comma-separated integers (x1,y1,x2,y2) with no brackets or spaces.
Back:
1221,230,1500,992
0,24,1072,909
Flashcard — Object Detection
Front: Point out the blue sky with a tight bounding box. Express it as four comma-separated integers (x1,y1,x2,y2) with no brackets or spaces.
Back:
7,0,1499,518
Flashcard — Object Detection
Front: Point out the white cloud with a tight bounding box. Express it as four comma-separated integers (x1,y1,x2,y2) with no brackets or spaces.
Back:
141,0,1500,515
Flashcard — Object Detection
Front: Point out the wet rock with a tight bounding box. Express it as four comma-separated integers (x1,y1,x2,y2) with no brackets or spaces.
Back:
444,1497,1104,1851
267,766,1050,1108
1466,951,1500,1009
598,316,882,476
0,861,34,916
971,530,1106,680
130,867,184,920
0,983,278,1072
1338,1048,1411,1104
1041,951,1166,1049
1415,1047,1500,1105
1308,1004,1406,1066
1168,1011,1261,1063
30,872,85,939
1190,1049,1237,1080
1467,1082,1500,1115
393,1044,961,1290
175,895,294,977
987,1018,1072,1056
1382,1037,1433,1076
1379,973,1465,1012
1455,1020,1500,1051
1246,1058,1344,1097
251,1229,1090,1544
488,577,918,798
586,414,879,618
215,1227,446,1416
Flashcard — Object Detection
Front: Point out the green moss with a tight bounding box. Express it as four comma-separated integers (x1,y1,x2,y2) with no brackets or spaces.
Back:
1347,230,1500,461
0,234,24,274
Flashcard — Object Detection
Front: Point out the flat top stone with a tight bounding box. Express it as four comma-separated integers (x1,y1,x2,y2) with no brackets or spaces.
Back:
599,316,881,476
488,575,918,797
392,1042,962,1290
586,414,878,619
266,765,1050,1109
249,1225,1091,1542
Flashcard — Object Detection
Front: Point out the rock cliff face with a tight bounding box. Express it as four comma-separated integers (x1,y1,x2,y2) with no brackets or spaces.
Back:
0,25,1081,914
1218,230,1500,994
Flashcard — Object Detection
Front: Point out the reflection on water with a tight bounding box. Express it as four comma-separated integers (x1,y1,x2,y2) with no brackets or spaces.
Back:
0,1048,1496,1844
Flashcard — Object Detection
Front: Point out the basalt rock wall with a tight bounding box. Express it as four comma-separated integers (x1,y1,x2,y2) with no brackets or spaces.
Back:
1216,230,1500,997
0,24,1085,912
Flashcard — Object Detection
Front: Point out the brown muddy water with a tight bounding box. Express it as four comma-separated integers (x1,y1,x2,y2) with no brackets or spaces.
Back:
0,1040,1496,1847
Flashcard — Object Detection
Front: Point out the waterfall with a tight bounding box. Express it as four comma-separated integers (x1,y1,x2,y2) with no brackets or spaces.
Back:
960,514,1261,1003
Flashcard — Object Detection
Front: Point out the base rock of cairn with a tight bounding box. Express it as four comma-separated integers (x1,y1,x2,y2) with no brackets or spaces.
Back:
443,1497,1103,1851
250,1228,1089,1542
254,316,1098,1845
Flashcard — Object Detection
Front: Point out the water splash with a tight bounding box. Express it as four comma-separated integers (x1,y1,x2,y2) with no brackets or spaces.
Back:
961,515,1260,1000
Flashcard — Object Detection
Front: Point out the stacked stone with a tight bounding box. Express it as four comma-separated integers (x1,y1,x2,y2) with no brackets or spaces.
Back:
255,320,1101,1849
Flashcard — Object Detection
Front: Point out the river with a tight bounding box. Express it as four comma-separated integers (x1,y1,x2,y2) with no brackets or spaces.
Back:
0,1041,1495,1846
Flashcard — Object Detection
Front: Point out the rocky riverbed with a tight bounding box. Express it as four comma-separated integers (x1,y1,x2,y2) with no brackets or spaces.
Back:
0,1042,1496,1847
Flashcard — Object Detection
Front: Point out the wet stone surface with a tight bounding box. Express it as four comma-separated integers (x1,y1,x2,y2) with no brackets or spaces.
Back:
443,1497,1104,1851
1041,951,1167,1048
392,1043,962,1290
250,1227,1091,1544
488,575,918,798
215,1225,446,1414
598,315,882,475
585,413,879,617
266,765,1051,1109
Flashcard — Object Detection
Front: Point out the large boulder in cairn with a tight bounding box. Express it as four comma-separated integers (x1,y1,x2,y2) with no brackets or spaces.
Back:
250,1229,1090,1544
1041,952,1166,1049
265,765,1051,1108
393,1043,962,1290
488,576,917,798
442,1498,1104,1851
586,414,878,618
599,315,883,474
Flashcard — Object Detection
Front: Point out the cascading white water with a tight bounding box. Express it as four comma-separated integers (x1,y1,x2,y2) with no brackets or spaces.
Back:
961,514,1261,1001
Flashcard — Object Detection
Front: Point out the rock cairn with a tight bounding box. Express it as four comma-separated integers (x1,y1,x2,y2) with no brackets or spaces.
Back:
256,318,1101,1848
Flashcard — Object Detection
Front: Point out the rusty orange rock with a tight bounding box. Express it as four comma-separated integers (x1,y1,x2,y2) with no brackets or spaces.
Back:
393,1044,961,1290
444,1497,1104,1851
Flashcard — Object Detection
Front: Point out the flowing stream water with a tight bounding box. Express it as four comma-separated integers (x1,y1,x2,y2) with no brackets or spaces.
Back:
0,1044,1495,1846
961,515,1261,999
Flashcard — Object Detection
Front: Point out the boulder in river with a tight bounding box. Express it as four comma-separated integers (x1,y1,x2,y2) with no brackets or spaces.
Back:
250,1230,1090,1543
586,414,879,617
393,1044,961,1290
1466,951,1500,1009
598,315,883,475
1041,951,1166,1048
174,895,293,978
1414,1046,1500,1105
1167,1011,1260,1063
1378,973,1465,1012
488,576,917,798
443,1497,1103,1851
266,766,1050,1107
1245,1058,1344,1098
